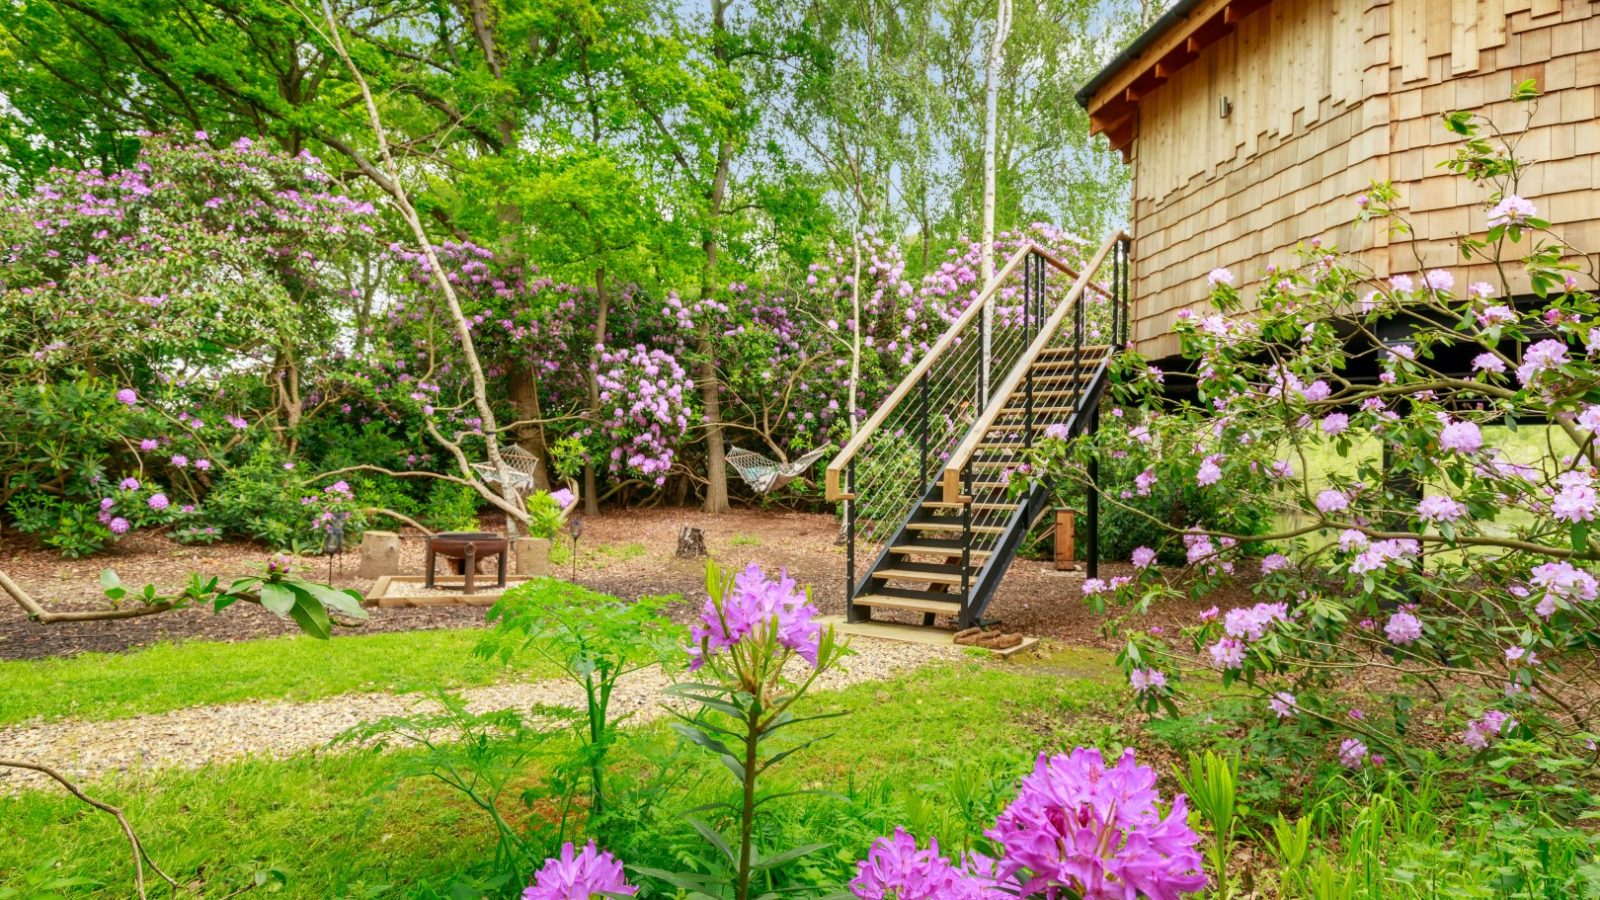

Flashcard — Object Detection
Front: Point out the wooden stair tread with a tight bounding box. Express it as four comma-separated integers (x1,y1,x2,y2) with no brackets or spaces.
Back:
921,500,1019,510
890,544,992,558
907,521,1004,534
854,594,962,615
874,567,966,585
1039,343,1110,355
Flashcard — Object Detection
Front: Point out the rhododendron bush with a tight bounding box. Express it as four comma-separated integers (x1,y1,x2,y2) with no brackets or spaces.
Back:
1030,89,1600,770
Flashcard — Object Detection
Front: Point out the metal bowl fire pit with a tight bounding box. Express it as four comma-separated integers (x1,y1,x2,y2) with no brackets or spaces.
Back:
424,532,510,595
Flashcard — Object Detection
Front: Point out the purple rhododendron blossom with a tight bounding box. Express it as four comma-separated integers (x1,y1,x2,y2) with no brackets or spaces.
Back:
1416,495,1465,523
147,493,169,511
109,517,130,535
1438,420,1483,453
1384,611,1423,645
1129,669,1168,695
1314,489,1349,514
549,488,576,509
119,477,140,491
116,388,138,405
689,563,822,670
1269,692,1297,718
523,841,636,900
1338,738,1368,769
850,828,992,899
986,748,1206,900
1131,546,1157,569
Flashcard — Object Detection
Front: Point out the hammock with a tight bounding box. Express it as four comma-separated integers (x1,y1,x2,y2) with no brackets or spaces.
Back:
726,444,834,494
471,444,542,495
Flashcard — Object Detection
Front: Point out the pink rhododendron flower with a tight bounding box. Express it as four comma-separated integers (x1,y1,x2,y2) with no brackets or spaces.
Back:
139,439,159,451
1131,546,1157,569
1129,668,1168,694
116,388,138,405
1196,456,1223,486
523,841,636,900
986,748,1207,900
1314,489,1349,514
119,477,140,491
171,454,189,467
1487,194,1536,227
1260,553,1291,575
1338,738,1368,769
549,488,576,509
1475,304,1514,325
1461,710,1515,751
109,517,130,535
1472,353,1507,373
1423,269,1454,291
1198,606,1219,622
147,493,169,511
1209,638,1246,669
1384,611,1423,645
1516,339,1569,386
1269,692,1297,718
1416,495,1465,523
1438,420,1482,453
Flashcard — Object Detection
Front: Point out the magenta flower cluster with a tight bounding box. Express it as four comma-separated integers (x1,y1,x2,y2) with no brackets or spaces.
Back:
523,841,635,900
688,563,823,671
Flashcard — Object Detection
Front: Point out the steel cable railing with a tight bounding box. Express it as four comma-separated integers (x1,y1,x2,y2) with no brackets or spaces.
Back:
825,243,1104,605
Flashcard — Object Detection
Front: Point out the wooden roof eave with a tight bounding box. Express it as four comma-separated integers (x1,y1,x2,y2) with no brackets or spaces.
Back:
1082,0,1275,154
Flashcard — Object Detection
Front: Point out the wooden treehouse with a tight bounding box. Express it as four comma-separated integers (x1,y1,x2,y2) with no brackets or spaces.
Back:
1078,0,1600,362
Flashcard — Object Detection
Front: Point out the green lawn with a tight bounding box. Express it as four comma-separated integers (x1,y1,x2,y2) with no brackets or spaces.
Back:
0,628,557,726
0,654,1128,898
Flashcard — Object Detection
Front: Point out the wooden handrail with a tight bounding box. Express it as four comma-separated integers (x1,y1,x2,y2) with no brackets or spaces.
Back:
826,243,1026,500
938,231,1128,503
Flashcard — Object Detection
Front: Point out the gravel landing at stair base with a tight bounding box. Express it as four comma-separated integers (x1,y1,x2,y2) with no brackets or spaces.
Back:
0,637,966,792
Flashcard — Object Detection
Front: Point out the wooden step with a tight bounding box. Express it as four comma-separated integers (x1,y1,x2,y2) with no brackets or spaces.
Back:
920,500,1019,510
975,442,1027,451
873,567,966,586
1038,344,1110,358
853,594,962,616
1008,390,1088,401
1026,373,1093,384
906,521,1004,534
891,544,993,558
1000,406,1080,416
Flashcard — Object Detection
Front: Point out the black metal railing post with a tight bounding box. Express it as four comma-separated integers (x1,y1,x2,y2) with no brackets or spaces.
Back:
1122,237,1133,347
1110,240,1121,350
846,459,859,621
1086,405,1100,579
960,464,973,614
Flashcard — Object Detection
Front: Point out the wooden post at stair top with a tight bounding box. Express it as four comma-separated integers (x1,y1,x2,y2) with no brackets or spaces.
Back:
1054,509,1077,571
1086,406,1100,579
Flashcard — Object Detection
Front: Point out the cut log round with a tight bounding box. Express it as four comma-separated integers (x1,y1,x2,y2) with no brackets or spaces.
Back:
676,526,707,558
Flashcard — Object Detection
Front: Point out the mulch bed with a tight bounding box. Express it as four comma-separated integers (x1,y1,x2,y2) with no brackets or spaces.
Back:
1,507,1240,660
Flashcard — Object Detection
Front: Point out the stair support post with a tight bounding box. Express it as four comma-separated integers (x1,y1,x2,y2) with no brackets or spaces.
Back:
960,465,973,627
1086,404,1100,579
918,373,929,487
846,459,865,623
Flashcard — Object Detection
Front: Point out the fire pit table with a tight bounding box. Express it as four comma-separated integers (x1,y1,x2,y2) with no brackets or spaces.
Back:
424,532,510,595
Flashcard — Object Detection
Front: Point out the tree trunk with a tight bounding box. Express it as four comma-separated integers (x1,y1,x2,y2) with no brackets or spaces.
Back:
585,266,609,516
505,360,552,491
979,0,1012,394
699,0,735,515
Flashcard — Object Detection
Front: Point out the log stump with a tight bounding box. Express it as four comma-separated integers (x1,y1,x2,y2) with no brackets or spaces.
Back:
676,526,707,558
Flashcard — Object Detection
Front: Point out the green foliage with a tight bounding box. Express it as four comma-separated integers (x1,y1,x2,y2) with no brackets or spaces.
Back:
1176,750,1241,900
202,443,311,547
422,481,483,532
480,579,685,824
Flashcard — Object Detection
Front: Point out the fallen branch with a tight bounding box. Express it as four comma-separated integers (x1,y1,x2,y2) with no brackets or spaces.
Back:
0,571,174,624
0,758,179,899
365,506,435,535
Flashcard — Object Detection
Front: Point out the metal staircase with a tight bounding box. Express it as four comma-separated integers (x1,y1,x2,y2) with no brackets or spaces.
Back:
824,233,1131,629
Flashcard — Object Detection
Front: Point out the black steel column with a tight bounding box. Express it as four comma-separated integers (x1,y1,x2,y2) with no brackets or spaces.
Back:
1086,405,1100,579
918,373,929,487
846,459,861,622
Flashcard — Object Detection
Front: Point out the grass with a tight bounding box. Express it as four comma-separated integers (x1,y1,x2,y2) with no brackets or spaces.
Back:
0,655,1128,898
0,628,558,727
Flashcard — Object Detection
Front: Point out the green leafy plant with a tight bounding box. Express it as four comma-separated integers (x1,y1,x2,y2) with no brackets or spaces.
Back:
479,579,684,823
1175,750,1240,900
644,560,848,900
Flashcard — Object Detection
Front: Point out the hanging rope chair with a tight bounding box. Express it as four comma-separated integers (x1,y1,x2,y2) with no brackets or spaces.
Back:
725,444,835,494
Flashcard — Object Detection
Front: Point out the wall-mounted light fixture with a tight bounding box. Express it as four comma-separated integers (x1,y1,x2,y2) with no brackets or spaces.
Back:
1219,96,1233,119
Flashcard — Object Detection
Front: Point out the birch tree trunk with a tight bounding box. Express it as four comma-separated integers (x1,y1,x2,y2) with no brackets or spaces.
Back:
980,0,1012,396
314,0,527,532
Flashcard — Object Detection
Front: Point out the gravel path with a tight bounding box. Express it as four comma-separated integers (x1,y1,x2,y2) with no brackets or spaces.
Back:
0,637,964,791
